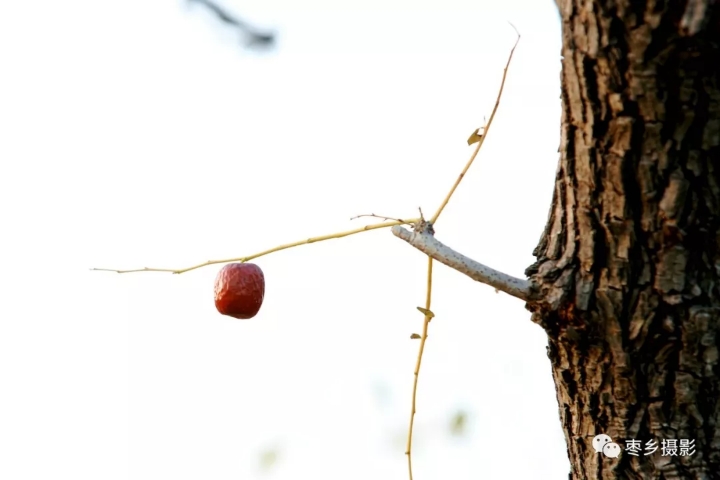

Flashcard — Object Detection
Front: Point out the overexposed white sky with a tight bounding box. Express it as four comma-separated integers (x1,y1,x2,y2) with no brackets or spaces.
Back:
0,1,567,479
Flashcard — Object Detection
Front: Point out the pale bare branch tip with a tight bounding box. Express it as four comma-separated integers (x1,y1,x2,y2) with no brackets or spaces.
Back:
391,226,533,302
507,21,521,38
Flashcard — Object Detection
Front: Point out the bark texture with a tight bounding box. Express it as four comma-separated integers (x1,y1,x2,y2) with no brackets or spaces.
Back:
526,1,720,478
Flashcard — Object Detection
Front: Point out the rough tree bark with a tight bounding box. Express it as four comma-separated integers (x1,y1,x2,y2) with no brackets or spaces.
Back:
176,0,720,476
391,0,720,477
527,1,720,478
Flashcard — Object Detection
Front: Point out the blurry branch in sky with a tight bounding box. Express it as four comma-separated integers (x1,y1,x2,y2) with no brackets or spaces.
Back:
188,0,275,49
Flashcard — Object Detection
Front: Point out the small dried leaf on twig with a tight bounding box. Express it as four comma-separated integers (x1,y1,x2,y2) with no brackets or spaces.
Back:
410,333,421,339
467,128,485,145
416,307,435,318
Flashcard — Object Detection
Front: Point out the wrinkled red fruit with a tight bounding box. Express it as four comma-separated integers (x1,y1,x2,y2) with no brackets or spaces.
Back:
214,263,265,319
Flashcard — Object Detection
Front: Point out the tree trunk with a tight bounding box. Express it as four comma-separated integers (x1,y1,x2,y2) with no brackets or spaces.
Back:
526,1,720,478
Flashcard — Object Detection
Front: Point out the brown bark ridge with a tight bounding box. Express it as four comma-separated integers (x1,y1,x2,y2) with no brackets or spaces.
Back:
525,1,720,478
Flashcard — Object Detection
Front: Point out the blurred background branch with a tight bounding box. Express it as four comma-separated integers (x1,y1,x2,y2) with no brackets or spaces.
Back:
188,0,275,49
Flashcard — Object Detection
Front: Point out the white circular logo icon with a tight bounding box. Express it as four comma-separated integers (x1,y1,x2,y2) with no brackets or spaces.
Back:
603,442,621,458
592,434,612,453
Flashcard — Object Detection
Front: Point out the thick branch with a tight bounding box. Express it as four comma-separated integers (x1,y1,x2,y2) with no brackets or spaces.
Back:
391,226,534,301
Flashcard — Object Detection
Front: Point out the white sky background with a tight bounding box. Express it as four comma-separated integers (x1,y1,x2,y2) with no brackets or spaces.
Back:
0,0,569,478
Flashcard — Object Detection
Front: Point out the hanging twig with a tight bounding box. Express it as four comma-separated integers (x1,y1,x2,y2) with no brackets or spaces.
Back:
402,27,521,480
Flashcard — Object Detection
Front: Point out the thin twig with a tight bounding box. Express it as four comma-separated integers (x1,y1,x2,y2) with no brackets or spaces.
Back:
350,213,409,223
430,31,520,225
406,257,434,480
392,226,533,301
91,218,420,275
404,32,521,479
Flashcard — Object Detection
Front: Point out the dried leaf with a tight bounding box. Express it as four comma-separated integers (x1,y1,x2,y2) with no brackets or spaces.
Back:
467,128,484,145
416,307,435,318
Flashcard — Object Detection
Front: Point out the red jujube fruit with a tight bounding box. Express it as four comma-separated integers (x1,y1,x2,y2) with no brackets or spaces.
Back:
214,263,265,319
